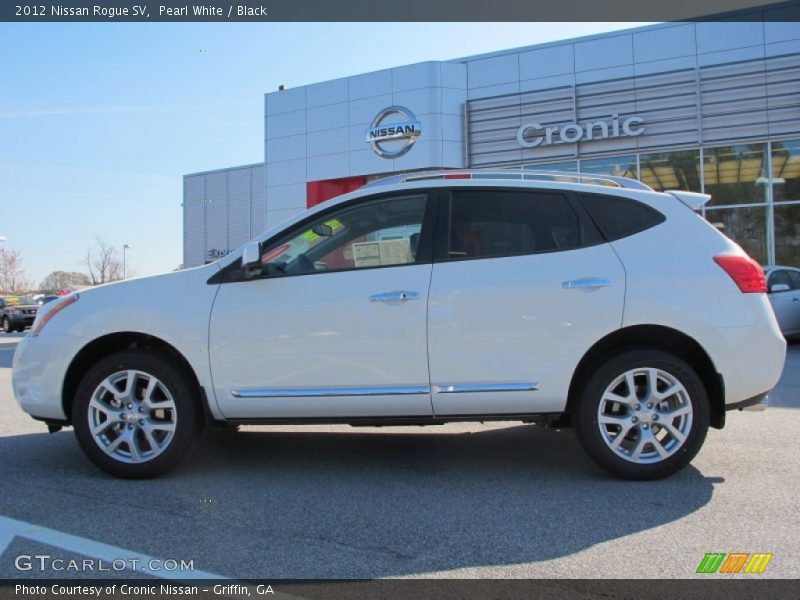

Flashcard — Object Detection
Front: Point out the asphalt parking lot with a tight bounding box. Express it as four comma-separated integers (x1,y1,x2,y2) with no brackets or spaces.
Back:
0,331,798,579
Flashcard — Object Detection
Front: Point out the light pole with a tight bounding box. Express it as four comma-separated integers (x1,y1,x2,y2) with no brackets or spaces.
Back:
123,244,132,279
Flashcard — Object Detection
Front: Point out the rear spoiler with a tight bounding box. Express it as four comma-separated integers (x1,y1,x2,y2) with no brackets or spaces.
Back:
665,190,711,211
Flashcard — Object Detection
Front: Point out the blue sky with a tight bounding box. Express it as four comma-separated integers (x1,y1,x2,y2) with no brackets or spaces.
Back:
0,22,651,286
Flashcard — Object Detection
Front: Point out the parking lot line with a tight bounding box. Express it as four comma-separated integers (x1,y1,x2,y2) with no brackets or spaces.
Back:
0,515,226,579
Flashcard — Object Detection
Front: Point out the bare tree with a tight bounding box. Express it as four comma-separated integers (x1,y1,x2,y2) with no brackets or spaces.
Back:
83,238,123,285
40,270,92,293
0,248,34,295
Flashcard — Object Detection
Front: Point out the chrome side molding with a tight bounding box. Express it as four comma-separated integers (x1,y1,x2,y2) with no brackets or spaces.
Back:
232,382,540,398
432,382,539,394
231,385,429,398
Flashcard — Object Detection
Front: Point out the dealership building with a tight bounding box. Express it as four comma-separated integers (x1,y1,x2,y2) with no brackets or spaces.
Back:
183,8,800,269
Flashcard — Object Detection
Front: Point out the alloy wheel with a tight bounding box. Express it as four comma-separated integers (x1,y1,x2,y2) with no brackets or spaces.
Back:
596,367,693,464
87,370,177,464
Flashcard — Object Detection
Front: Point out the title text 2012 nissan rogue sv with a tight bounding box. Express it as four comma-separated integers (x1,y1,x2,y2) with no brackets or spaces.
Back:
12,171,786,479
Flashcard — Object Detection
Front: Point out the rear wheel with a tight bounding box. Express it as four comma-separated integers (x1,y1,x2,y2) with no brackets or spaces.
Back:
73,350,203,478
574,349,709,480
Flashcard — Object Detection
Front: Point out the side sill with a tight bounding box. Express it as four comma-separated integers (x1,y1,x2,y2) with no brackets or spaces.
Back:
224,412,563,427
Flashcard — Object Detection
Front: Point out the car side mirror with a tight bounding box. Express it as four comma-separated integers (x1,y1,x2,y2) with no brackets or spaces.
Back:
770,283,790,293
241,242,261,278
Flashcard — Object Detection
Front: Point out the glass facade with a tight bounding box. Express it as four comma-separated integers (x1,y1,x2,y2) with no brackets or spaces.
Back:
522,138,800,268
523,160,578,173
705,206,769,265
580,156,637,180
639,150,701,192
703,144,769,206
772,140,800,203
774,204,800,266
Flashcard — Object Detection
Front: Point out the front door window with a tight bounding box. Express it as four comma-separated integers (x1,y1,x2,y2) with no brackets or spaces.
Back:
257,195,428,277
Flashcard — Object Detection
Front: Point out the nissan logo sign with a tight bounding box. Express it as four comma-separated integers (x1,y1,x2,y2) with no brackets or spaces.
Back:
517,114,645,147
366,106,422,159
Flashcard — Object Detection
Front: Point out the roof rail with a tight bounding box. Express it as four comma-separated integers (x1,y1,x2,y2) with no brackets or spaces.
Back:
362,169,654,192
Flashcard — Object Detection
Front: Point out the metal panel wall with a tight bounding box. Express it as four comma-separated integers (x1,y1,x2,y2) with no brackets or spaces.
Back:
183,163,268,268
204,172,229,264
250,164,267,238
227,167,251,251
766,52,800,136
182,175,206,269
467,51,800,167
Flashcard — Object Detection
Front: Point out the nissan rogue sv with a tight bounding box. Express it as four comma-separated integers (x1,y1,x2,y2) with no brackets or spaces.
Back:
12,170,786,479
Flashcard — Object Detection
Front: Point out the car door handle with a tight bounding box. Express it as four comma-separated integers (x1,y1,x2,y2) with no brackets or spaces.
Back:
562,277,612,289
370,290,420,302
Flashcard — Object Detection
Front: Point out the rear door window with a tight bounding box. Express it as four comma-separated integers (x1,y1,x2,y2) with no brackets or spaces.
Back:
445,189,601,260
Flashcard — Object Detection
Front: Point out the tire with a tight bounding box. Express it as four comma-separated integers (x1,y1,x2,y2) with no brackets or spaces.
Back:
2,317,10,334
73,350,203,478
574,349,709,480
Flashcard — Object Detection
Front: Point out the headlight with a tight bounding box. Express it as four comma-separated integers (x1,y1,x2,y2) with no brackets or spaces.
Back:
30,294,79,337
9,308,21,315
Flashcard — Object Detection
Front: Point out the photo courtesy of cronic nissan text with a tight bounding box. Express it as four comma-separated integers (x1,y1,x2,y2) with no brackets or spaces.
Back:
0,1,798,599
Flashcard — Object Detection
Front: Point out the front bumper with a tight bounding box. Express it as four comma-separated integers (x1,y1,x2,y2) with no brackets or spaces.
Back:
6,314,36,328
12,333,86,421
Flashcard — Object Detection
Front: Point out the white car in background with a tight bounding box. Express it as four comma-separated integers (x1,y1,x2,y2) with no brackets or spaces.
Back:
12,170,786,480
764,265,800,338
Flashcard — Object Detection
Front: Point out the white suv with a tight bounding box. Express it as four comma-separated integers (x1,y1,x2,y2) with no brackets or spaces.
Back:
12,171,786,479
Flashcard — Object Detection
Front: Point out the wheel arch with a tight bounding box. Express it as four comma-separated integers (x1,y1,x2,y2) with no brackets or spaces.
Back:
566,325,726,429
62,332,207,425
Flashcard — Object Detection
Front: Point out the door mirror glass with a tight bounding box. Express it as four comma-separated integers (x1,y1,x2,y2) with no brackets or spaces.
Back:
770,283,791,293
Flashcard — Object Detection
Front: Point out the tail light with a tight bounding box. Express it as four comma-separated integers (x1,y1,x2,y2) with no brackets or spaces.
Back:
713,255,766,293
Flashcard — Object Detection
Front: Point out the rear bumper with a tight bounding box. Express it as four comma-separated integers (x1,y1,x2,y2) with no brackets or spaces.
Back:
696,318,786,406
725,392,768,412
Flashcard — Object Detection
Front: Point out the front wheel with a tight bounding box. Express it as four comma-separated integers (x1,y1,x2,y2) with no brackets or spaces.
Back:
73,350,203,478
574,349,709,480
2,317,11,333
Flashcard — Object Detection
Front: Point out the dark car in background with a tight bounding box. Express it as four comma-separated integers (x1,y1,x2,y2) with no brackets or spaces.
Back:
0,297,38,333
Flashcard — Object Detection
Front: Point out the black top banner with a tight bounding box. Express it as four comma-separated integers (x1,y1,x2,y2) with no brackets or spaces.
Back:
1,0,798,22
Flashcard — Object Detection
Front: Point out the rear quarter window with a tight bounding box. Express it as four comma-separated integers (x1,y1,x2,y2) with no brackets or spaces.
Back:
578,193,665,241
